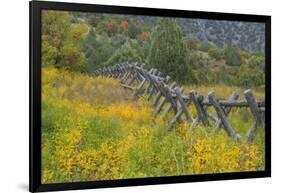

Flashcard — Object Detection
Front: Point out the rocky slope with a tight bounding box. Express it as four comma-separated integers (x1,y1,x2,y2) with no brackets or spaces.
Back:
177,18,265,52
128,15,265,52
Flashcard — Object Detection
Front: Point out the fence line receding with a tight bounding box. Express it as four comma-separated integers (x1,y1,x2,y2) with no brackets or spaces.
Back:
93,62,265,142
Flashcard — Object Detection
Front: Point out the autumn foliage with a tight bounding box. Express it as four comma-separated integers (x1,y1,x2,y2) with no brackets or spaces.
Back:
140,31,149,42
121,20,129,31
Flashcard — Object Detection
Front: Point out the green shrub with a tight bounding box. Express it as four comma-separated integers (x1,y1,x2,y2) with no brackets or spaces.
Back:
224,47,242,66
208,47,224,60
198,41,213,52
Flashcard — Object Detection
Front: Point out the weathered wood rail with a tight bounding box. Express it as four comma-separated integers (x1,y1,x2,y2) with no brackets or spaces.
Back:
93,62,265,142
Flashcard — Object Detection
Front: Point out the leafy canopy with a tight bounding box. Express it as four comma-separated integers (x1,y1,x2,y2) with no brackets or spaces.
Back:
42,10,87,71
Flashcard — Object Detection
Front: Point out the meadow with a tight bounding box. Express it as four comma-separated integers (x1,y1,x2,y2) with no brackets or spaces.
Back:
42,67,265,183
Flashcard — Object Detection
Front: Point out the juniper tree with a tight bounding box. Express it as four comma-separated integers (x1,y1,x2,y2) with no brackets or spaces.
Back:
148,18,195,83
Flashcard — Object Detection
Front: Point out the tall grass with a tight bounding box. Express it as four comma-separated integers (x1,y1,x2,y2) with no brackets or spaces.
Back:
42,67,265,183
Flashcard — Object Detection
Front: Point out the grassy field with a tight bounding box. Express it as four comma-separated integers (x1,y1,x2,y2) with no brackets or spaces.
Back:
42,67,265,183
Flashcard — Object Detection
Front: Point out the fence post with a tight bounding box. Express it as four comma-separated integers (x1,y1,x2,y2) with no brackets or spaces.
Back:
167,88,187,131
175,88,193,122
127,64,138,86
154,81,170,116
134,78,146,97
168,110,183,131
152,79,174,107
215,92,239,130
147,70,159,100
244,89,264,142
207,91,240,141
145,69,155,94
190,91,209,126
120,64,131,84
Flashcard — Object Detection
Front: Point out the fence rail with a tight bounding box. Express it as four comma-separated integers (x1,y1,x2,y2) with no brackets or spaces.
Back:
93,62,265,142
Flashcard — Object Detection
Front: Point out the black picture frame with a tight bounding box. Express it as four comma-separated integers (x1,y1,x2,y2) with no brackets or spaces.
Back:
29,0,271,192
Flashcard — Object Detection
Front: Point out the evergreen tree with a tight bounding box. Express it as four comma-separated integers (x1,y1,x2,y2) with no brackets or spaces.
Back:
224,46,242,66
103,41,144,67
82,30,128,72
148,18,194,83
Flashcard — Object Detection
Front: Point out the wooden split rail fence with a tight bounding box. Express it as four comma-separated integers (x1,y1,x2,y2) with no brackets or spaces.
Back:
93,62,265,142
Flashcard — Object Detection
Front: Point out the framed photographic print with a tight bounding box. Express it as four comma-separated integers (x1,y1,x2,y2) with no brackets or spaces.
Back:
30,0,271,192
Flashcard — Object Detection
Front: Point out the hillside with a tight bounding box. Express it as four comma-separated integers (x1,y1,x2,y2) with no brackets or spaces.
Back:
76,13,265,53
124,16,265,52
177,19,265,52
